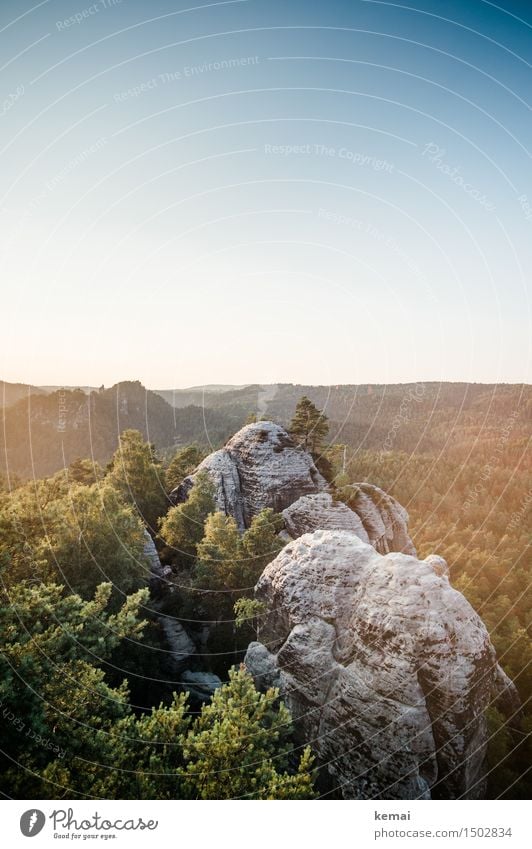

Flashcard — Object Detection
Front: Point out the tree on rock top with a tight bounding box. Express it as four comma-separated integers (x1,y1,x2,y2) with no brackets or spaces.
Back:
289,395,329,454
107,429,167,534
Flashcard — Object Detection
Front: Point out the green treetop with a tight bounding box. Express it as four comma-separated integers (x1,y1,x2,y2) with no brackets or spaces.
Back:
289,395,329,454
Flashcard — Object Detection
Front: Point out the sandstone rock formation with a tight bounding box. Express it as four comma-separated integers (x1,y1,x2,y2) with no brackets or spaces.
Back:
171,421,417,555
282,492,370,542
143,530,172,586
143,532,196,671
342,483,417,556
170,421,327,529
245,530,519,800
159,615,197,674
282,488,416,555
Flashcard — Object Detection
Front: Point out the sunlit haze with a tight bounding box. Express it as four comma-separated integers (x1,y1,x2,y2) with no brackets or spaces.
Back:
1,0,531,387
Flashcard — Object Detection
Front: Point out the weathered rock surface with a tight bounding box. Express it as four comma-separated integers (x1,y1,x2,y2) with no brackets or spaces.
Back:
179,670,222,704
282,491,373,544
245,530,518,800
343,483,417,556
171,421,327,529
143,530,172,586
143,532,196,671
282,486,416,555
171,421,416,555
159,615,197,674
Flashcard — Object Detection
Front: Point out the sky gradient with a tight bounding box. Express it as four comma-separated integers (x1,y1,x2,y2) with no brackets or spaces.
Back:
1,0,531,387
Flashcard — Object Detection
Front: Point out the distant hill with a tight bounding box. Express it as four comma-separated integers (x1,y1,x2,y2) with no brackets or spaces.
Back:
155,381,532,458
2,380,530,480
0,380,45,408
154,385,262,410
0,381,241,480
37,385,97,395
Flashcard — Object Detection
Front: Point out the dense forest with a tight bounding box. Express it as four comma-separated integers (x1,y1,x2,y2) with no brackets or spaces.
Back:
1,379,530,478
0,383,530,799
0,430,315,799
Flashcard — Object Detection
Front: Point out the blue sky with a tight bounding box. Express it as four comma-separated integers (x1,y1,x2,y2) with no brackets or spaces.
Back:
1,0,531,387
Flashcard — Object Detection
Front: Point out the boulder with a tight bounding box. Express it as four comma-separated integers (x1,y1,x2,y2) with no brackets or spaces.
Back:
170,421,327,529
159,615,197,674
179,670,222,704
169,421,416,556
282,488,416,556
344,483,417,555
245,530,519,800
283,492,370,543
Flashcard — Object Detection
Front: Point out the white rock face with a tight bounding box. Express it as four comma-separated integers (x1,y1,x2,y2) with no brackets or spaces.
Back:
282,492,370,542
171,421,417,555
344,483,417,555
282,486,416,555
245,530,519,800
171,421,327,529
143,530,172,584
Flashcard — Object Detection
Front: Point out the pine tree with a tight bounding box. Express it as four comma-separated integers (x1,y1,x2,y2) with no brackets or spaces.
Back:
289,395,329,454
107,429,167,533
183,665,316,799
166,444,205,492
158,471,215,566
193,508,283,621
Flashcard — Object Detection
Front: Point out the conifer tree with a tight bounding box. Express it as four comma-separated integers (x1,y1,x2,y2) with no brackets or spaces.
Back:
289,395,329,454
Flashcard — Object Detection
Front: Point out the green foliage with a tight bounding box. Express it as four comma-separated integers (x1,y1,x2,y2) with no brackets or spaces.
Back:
67,457,103,485
195,512,242,595
193,508,282,621
107,429,167,532
0,582,314,800
182,666,316,799
165,444,206,492
41,483,148,600
234,597,266,634
0,477,148,600
159,471,216,567
289,395,329,454
240,508,284,568
0,581,148,795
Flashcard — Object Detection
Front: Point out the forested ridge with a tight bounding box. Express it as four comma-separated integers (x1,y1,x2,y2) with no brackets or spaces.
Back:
0,384,530,799
1,379,530,480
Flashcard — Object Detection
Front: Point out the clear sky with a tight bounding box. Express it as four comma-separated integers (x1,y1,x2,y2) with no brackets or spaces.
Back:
1,0,531,387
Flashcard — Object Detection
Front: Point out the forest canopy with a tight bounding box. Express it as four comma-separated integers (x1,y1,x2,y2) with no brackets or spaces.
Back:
0,385,530,800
